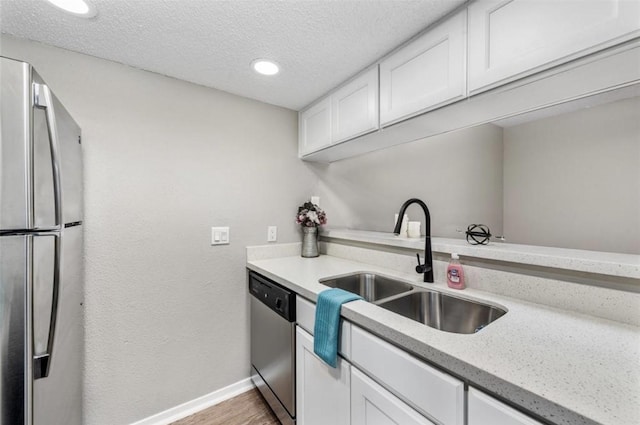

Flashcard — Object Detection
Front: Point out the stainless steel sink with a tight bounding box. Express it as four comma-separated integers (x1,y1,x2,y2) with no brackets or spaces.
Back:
378,290,506,334
320,273,413,302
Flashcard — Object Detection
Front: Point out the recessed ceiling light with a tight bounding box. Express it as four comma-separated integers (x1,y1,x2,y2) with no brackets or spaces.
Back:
45,0,97,18
252,59,280,76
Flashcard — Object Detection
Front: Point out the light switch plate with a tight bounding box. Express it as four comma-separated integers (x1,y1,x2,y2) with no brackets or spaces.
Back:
311,196,320,206
211,226,230,245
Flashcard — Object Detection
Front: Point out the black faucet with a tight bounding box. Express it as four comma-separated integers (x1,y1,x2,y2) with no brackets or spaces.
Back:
393,198,434,283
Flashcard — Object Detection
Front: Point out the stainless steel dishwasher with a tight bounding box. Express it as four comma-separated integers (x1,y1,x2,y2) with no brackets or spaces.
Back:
249,271,296,425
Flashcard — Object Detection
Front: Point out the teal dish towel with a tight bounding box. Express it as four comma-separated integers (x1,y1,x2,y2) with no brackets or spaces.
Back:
314,288,362,367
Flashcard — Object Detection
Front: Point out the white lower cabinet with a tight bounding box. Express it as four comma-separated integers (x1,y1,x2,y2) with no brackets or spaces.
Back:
295,321,541,425
351,326,464,425
295,326,350,425
352,368,436,425
468,388,543,425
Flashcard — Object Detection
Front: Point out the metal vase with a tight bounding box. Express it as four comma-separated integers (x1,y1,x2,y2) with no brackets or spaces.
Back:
301,226,319,258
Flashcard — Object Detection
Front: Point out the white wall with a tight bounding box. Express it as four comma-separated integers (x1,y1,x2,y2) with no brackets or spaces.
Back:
0,35,317,424
503,96,640,254
312,124,504,239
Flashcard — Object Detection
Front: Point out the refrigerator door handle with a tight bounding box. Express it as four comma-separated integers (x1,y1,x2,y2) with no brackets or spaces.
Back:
33,233,61,380
33,83,63,227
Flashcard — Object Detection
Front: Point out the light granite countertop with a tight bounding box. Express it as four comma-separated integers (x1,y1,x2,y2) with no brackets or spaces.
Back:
247,252,640,425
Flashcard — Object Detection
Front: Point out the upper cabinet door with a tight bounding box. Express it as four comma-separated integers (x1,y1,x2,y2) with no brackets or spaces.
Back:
299,96,331,157
468,0,640,94
331,67,379,144
379,10,467,127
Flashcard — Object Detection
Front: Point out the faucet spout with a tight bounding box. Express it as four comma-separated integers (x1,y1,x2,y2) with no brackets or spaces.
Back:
393,198,434,283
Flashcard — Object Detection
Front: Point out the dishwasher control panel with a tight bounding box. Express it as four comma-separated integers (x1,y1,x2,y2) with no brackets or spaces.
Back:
249,271,295,322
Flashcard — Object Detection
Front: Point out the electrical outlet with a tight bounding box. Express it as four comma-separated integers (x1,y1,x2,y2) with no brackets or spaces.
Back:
311,196,320,206
267,226,277,242
211,226,230,245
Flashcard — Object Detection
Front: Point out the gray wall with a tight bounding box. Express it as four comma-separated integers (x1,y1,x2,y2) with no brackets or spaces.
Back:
503,96,640,254
313,124,505,239
0,35,317,425
312,96,639,256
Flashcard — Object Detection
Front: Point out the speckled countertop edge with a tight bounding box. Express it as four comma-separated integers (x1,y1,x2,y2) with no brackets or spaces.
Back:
320,228,640,280
246,254,640,425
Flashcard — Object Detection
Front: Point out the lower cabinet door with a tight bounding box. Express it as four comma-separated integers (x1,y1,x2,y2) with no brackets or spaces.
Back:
468,388,543,425
351,368,436,425
296,326,350,425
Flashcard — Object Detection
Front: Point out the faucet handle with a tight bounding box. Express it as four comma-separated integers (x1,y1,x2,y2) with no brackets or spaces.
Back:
415,253,431,274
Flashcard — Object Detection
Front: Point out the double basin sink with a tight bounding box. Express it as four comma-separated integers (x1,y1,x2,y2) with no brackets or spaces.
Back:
320,272,506,334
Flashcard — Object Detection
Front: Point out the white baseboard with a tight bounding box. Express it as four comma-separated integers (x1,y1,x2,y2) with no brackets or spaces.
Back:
130,377,254,425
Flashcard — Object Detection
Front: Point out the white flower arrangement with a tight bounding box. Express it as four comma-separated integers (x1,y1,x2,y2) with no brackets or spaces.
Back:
296,201,327,227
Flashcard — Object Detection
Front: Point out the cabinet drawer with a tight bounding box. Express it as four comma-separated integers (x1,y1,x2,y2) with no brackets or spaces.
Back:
351,326,463,425
468,388,543,425
296,296,352,359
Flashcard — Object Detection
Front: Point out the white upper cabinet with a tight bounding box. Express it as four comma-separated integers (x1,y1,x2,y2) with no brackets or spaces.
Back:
298,97,331,156
379,9,467,126
468,388,543,425
300,0,640,162
299,67,379,157
332,67,379,144
468,0,640,94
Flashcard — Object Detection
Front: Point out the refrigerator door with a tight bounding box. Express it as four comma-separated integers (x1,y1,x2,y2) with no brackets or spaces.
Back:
0,58,31,231
0,235,29,425
0,229,83,425
0,58,61,232
33,226,83,425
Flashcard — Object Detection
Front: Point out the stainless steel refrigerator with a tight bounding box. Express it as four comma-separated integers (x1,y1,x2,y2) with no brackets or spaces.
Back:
1,57,83,425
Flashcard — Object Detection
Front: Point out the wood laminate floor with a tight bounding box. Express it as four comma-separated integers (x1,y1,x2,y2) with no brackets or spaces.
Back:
171,388,280,425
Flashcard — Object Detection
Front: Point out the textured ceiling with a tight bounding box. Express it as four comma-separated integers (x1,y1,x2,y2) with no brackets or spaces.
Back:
0,0,465,110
